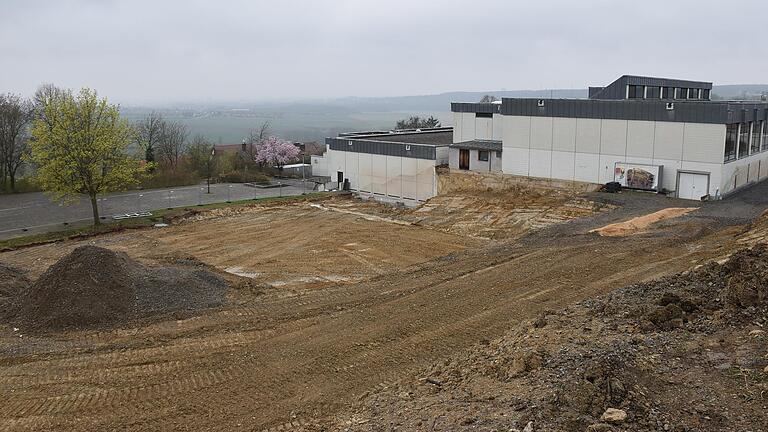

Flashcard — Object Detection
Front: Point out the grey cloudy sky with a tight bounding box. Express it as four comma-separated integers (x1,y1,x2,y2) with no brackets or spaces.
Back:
2,0,766,105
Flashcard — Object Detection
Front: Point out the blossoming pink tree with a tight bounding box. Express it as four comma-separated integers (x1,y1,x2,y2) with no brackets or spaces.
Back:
254,136,300,172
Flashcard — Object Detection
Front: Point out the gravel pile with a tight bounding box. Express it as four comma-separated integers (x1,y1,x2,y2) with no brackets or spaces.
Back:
0,264,31,321
17,246,228,331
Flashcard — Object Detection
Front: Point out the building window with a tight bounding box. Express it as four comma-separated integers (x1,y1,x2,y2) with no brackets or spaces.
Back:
475,112,493,118
702,89,711,100
478,150,489,161
495,151,502,158
739,123,750,158
751,121,761,154
662,87,674,99
689,88,700,99
676,88,688,99
628,85,644,99
725,124,738,162
646,86,661,99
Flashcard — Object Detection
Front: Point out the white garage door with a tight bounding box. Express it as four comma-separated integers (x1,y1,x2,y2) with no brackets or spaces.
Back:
677,172,709,201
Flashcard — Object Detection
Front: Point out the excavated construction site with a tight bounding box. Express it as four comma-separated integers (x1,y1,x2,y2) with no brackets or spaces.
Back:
1,183,767,432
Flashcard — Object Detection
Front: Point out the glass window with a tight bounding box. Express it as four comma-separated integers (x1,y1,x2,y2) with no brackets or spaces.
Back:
751,122,761,154
677,88,688,99
646,86,661,99
702,89,711,100
475,112,493,118
495,151,502,158
662,87,674,99
739,123,750,158
478,150,489,161
725,124,738,162
689,89,700,99
628,85,644,99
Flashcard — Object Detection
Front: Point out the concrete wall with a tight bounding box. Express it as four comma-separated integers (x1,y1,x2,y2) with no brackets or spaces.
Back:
310,154,328,177
326,149,437,201
501,115,727,196
437,168,601,195
721,151,768,196
453,112,500,143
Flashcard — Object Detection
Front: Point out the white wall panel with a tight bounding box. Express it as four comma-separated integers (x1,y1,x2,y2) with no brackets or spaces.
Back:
358,153,372,192
492,114,503,141
417,159,436,201
345,151,359,189
626,121,655,159
529,149,552,179
461,113,476,142
504,148,530,176
530,117,553,150
475,117,493,140
551,151,575,181
452,112,463,143
371,154,387,195
600,119,627,157
652,158,682,192
653,122,684,160
386,155,402,197
503,116,531,149
575,118,601,154
682,123,726,164
552,117,577,152
574,152,599,183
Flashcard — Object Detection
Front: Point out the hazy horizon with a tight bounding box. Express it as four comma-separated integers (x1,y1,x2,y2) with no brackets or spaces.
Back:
3,0,768,106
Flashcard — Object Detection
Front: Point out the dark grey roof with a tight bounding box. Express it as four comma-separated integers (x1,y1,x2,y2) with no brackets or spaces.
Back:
500,98,768,124
451,102,502,114
325,129,452,160
449,140,502,151
590,75,712,100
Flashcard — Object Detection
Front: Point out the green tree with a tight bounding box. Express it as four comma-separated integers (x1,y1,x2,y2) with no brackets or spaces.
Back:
29,88,145,225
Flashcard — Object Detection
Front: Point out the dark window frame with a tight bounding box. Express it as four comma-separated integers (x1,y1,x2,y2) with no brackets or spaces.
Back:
628,85,644,99
738,123,750,158
662,87,674,99
724,123,738,162
646,86,661,99
478,150,489,162
676,88,688,99
475,112,493,118
750,121,761,154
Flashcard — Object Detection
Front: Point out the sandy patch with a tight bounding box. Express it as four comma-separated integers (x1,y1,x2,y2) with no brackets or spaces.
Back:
591,207,698,237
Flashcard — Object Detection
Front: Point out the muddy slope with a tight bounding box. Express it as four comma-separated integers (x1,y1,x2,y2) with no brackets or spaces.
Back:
331,245,768,432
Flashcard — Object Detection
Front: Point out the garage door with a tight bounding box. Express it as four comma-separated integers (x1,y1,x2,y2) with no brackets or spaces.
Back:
677,172,709,201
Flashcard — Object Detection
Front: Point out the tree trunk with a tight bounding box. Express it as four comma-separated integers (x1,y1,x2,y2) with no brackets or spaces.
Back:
90,194,101,226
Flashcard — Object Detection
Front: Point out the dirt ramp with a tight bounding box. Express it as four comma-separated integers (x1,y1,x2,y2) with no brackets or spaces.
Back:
18,246,228,331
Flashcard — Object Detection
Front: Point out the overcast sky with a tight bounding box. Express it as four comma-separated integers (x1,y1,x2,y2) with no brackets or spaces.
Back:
2,0,766,105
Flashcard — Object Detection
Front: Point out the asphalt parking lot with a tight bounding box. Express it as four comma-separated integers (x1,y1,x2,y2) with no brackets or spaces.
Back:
0,180,308,240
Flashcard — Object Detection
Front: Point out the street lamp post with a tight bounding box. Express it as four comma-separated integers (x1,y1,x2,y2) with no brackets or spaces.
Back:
227,185,232,203
137,194,144,213
167,190,173,209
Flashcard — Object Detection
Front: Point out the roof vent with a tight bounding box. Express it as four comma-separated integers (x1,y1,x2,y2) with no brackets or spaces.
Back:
405,145,411,151
537,99,545,107
666,102,674,110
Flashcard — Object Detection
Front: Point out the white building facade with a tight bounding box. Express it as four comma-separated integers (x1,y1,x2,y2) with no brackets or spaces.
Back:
451,76,768,200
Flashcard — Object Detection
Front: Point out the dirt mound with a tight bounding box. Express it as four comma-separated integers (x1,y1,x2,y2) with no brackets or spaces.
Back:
329,245,768,431
590,207,697,237
0,263,31,321
18,246,228,331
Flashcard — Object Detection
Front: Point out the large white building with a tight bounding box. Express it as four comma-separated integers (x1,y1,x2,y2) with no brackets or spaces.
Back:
450,75,768,200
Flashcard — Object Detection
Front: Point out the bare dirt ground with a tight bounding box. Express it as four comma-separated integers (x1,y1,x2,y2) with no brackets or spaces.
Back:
0,187,766,431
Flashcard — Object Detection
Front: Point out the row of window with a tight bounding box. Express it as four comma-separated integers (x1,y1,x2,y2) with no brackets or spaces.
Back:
724,121,768,162
628,85,710,100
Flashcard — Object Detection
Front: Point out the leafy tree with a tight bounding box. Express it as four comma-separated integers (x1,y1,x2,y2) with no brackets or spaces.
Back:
0,93,34,191
479,94,499,103
254,136,300,172
395,116,441,130
29,88,144,225
186,135,218,193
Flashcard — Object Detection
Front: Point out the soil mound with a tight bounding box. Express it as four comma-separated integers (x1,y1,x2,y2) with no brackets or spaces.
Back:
0,263,31,321
330,244,768,432
18,246,228,331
